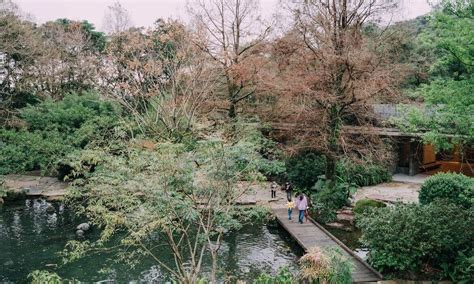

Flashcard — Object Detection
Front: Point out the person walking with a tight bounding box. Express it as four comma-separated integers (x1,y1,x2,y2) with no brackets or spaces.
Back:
286,197,295,220
304,194,310,223
285,182,293,201
270,181,277,199
296,193,308,224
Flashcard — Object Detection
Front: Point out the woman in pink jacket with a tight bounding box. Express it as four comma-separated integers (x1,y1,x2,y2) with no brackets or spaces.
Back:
295,194,308,224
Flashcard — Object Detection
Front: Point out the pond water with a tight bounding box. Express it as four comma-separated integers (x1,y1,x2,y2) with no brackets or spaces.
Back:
0,199,302,283
324,225,369,260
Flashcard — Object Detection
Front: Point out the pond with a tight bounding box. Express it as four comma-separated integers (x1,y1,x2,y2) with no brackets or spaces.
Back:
324,225,369,260
0,199,302,283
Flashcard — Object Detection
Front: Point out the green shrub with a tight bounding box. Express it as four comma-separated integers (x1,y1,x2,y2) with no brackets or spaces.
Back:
285,151,326,190
358,201,474,280
28,270,62,284
284,153,391,191
254,267,296,284
0,93,122,175
446,250,474,283
311,180,355,223
0,129,74,175
230,122,286,179
353,199,386,215
20,93,120,133
337,160,392,187
419,172,474,208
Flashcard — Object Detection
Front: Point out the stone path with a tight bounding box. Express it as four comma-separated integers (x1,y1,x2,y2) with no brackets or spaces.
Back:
3,175,68,200
236,181,287,207
353,181,421,204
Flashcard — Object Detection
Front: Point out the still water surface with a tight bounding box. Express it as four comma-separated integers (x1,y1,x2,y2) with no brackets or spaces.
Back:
0,199,302,283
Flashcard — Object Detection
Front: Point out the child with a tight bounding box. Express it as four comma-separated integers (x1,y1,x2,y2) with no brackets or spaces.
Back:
286,198,295,220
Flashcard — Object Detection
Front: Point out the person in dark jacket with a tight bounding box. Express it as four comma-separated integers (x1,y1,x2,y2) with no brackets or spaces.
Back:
285,182,293,201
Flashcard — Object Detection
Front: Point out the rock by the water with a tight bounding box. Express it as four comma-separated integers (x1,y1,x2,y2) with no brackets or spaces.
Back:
76,222,90,231
326,222,345,229
336,212,355,222
76,229,85,237
46,205,55,214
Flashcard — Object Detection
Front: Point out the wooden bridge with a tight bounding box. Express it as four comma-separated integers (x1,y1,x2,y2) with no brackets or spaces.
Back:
272,207,383,283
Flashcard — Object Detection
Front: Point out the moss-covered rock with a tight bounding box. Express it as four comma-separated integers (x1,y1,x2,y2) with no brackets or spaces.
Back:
353,199,386,215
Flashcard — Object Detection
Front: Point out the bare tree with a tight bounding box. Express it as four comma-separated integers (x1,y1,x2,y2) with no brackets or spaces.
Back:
0,8,41,123
188,0,270,119
101,20,218,141
103,0,132,34
31,20,104,99
0,0,17,15
264,0,405,188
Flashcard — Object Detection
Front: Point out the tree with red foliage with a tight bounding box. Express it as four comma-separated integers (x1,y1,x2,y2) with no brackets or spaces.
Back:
265,0,406,188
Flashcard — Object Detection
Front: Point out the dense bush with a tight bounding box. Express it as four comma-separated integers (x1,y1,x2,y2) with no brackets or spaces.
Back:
0,129,73,175
231,123,286,180
28,270,62,284
0,93,122,175
284,152,391,191
419,172,474,208
358,202,474,281
353,199,386,215
254,267,295,284
285,151,326,189
337,160,392,187
310,179,356,223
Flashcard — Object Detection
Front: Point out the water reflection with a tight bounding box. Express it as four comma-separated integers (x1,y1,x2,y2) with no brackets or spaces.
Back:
0,199,301,282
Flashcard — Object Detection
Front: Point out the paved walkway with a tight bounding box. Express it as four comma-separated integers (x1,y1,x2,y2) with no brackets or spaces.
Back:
353,182,421,204
353,174,428,204
272,203,383,283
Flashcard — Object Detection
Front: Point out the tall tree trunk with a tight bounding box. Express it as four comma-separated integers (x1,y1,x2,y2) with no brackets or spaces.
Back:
226,72,237,119
210,250,218,283
228,100,236,119
325,105,341,189
325,153,337,188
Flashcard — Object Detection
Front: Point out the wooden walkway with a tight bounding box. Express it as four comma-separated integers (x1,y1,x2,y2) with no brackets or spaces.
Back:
272,207,383,283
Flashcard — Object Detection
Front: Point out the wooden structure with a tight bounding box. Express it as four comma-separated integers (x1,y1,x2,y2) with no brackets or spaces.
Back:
268,122,473,177
272,207,383,283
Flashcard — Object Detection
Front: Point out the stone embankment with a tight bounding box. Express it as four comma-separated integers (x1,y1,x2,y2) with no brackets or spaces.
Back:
2,175,68,202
